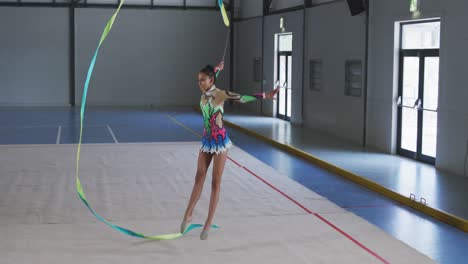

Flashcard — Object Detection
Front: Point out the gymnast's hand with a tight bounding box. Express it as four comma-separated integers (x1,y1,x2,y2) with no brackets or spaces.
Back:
265,87,280,100
216,61,225,71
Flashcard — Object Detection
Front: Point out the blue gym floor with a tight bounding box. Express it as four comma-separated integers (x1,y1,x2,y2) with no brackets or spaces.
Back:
0,107,467,263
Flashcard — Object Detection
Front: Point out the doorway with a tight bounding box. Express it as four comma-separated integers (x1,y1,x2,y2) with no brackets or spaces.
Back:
397,20,440,164
276,33,292,121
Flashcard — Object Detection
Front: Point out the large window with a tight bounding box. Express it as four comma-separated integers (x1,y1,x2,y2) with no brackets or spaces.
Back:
401,21,440,49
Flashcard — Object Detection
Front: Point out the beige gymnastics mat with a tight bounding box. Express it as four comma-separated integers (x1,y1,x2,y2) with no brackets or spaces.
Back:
0,142,434,263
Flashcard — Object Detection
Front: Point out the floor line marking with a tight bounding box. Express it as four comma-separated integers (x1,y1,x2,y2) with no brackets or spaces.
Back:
56,126,62,145
106,125,118,143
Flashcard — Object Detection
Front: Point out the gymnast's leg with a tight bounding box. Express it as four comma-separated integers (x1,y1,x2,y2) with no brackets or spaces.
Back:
200,150,228,240
181,150,213,233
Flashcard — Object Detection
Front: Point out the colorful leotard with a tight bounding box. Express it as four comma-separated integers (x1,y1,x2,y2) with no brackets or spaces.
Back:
200,85,265,154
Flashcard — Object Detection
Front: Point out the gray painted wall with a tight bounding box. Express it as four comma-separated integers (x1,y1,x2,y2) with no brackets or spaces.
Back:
303,1,366,143
236,0,262,19
0,7,69,106
233,18,263,113
234,0,338,20
271,0,304,11
234,0,355,130
368,0,468,176
0,7,229,107
75,8,230,107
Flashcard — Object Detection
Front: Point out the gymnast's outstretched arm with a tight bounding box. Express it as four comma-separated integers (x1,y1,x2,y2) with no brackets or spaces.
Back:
221,87,280,103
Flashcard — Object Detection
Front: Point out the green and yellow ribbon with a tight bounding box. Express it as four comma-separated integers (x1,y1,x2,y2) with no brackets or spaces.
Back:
75,0,218,240
218,0,230,27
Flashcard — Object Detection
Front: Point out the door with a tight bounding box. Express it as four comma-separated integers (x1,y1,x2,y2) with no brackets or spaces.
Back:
277,52,292,120
397,49,439,164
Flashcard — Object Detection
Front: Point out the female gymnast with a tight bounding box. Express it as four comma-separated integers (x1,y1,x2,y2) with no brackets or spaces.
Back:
181,61,279,240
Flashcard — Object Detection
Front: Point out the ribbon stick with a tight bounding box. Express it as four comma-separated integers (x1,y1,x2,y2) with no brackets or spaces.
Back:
75,0,218,240
218,0,230,28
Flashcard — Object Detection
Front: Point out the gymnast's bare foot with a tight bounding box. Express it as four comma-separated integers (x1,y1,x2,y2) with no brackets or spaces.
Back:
180,216,192,233
200,228,209,240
